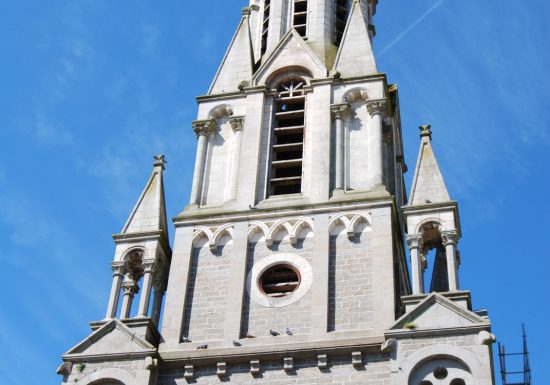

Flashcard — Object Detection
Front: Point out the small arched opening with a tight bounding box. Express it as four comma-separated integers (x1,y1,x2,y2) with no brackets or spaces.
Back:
409,356,473,385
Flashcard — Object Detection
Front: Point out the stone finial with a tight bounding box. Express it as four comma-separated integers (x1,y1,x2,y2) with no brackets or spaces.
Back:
153,154,167,169
192,119,217,138
419,125,432,140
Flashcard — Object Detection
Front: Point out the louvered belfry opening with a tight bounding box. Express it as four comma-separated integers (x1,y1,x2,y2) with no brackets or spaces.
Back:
270,79,305,196
261,0,271,55
335,0,351,45
293,0,308,37
259,265,301,298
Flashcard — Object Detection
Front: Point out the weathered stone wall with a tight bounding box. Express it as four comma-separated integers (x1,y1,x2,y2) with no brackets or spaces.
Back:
157,354,391,385
182,241,232,342
399,334,477,356
328,223,374,332
241,237,314,337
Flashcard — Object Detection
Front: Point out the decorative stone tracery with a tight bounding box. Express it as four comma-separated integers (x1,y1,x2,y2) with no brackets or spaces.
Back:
193,224,235,252
329,211,372,240
248,217,314,247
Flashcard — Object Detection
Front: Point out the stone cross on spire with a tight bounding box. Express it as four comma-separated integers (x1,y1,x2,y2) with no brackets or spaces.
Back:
154,154,167,168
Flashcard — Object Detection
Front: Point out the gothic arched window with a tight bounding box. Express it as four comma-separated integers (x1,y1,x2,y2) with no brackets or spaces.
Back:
269,78,306,196
292,0,308,37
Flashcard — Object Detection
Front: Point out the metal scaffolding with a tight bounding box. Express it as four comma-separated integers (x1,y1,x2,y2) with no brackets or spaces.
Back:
498,324,532,385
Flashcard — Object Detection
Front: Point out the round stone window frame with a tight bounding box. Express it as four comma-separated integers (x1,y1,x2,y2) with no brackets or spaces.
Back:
247,253,313,308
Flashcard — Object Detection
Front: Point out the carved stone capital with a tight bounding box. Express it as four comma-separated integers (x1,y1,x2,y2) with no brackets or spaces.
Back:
142,259,157,274
111,262,126,276
330,103,350,120
192,119,216,138
406,234,424,251
441,231,459,246
229,116,245,132
121,280,138,296
366,99,389,117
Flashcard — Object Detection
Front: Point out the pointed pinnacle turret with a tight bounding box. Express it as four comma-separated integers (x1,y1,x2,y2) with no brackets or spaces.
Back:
120,155,169,238
208,9,254,94
408,125,451,206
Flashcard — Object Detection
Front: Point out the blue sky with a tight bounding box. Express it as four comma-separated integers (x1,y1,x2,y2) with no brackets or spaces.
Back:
0,1,548,384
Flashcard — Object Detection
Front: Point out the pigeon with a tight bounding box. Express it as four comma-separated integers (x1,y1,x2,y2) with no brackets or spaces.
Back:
270,329,279,336
182,336,192,343
285,327,293,336
196,344,208,350
232,340,242,346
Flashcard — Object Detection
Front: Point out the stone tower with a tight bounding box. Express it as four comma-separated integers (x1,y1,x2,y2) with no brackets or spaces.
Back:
59,1,497,385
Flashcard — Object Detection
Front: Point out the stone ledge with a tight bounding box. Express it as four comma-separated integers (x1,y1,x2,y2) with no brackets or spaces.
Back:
384,325,492,340
159,335,385,367
174,196,396,226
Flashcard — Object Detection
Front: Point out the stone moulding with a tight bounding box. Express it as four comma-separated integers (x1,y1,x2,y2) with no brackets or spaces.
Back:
192,224,235,252
329,211,373,239
248,216,314,247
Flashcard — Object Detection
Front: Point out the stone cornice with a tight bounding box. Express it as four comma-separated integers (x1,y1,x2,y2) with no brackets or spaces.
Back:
196,91,245,103
174,196,395,227
159,335,385,367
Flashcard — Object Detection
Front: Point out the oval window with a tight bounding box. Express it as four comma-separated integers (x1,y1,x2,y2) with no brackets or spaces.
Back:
259,264,301,298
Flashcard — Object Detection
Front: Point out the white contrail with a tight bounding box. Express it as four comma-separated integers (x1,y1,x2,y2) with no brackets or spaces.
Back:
376,0,446,58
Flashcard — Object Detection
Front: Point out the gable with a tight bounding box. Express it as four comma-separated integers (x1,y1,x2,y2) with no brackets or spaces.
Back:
333,0,377,77
65,320,155,357
209,15,254,94
390,293,487,331
253,30,327,86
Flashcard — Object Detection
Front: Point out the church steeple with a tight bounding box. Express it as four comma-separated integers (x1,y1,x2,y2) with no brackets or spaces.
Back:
409,125,451,206
106,156,171,324
403,126,462,295
60,3,497,385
